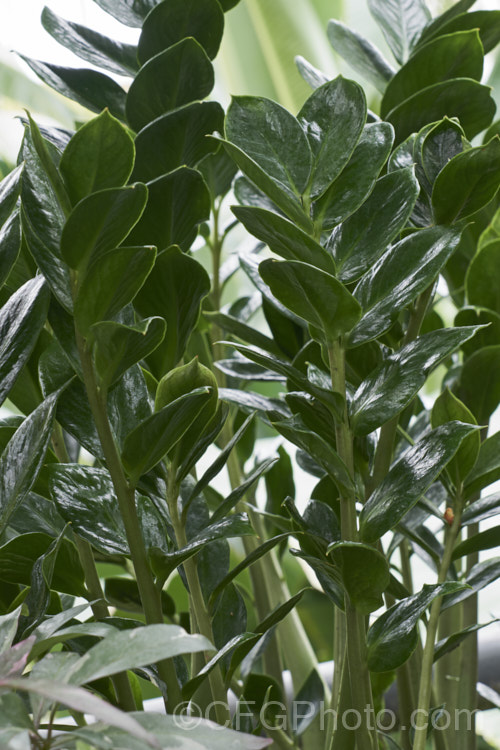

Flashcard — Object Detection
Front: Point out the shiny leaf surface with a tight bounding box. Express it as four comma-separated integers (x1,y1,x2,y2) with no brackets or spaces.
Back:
432,138,500,224
350,225,463,347
381,30,484,118
18,55,127,120
351,327,481,436
360,422,479,542
260,259,362,343
329,166,418,283
126,39,214,132
367,583,466,672
60,110,135,205
60,184,148,270
298,77,366,200
132,102,224,182
121,388,212,483
137,0,224,63
74,245,156,333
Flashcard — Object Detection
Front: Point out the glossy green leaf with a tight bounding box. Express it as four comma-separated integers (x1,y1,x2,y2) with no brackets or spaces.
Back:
330,167,418,283
221,342,341,414
462,491,500,526
0,389,59,535
93,0,158,26
16,529,68,638
421,117,465,186
225,96,312,198
360,422,479,542
311,121,394,230
455,306,500,357
208,533,292,611
416,0,477,46
452,526,500,560
183,634,253,701
126,38,214,132
0,163,23,230
92,317,166,389
49,465,128,556
232,206,334,274
367,0,430,64
0,678,160,749
188,413,255,503
0,276,50,406
216,358,281,382
60,110,135,205
351,327,481,436
464,430,500,498
214,136,311,232
18,55,127,121
21,209,72,313
134,246,210,375
0,532,85,597
442,558,500,610
386,78,496,145
431,389,480,483
326,20,395,93
74,245,156,333
271,415,353,493
121,388,212,483
327,541,390,614
458,345,500,424
138,0,224,63
128,168,210,252
156,357,218,456
41,7,139,77
434,620,498,662
150,514,254,583
132,102,224,182
381,30,484,119
69,624,212,685
432,139,500,225
60,184,148,270
211,458,277,524
20,126,64,259
207,311,280,356
367,583,466,672
467,241,500,318
350,225,463,347
0,212,21,289
218,387,288,418
420,10,500,54
478,205,500,251
298,77,366,200
198,148,238,199
260,259,362,343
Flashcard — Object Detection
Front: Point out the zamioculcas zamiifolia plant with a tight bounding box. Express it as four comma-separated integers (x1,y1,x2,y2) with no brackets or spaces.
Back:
0,0,499,749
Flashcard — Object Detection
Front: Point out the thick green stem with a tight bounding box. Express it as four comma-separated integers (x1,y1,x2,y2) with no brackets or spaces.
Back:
327,340,377,750
369,283,436,495
413,507,462,750
75,331,181,712
166,470,231,726
455,522,479,750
